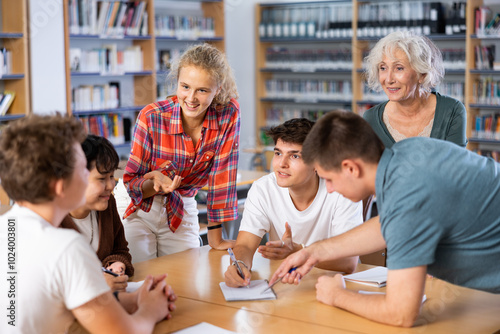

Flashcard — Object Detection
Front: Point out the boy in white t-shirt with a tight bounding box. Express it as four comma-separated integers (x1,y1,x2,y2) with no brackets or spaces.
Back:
0,115,176,334
224,118,363,288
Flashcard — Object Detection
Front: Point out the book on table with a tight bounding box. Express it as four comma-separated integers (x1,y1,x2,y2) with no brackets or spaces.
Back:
343,266,387,288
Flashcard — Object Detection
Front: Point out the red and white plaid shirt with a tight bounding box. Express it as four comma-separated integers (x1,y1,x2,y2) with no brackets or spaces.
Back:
123,96,240,232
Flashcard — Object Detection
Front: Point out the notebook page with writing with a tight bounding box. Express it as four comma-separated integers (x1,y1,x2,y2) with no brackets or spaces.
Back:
219,279,277,301
343,266,388,287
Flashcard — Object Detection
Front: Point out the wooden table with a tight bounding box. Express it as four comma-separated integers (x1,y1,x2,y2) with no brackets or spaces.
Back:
131,246,500,334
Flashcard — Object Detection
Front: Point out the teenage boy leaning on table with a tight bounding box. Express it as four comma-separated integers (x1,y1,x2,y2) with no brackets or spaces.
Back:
271,110,500,328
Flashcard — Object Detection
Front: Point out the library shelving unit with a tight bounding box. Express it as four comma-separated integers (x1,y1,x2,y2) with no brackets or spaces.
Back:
154,0,225,100
465,0,500,153
255,0,499,158
63,0,157,149
0,0,30,124
63,0,225,149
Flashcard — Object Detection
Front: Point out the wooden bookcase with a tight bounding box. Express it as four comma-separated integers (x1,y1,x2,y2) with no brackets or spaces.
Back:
62,0,225,149
0,0,30,123
255,0,500,155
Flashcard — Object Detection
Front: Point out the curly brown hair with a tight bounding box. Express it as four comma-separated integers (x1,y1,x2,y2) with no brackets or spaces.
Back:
167,43,239,105
0,114,86,203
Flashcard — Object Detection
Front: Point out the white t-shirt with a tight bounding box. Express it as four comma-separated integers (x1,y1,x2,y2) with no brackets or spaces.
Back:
239,173,363,246
0,205,110,334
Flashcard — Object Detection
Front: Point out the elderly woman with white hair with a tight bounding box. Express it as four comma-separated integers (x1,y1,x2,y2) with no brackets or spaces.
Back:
363,31,467,148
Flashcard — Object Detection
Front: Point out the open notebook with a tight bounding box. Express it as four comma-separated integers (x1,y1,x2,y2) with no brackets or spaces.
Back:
219,279,277,301
343,266,388,287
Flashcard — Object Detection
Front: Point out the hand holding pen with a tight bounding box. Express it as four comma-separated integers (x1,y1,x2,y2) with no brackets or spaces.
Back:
269,246,317,286
102,267,129,292
226,248,251,288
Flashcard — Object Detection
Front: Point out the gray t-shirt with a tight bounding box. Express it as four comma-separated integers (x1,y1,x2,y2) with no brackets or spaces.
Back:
376,137,500,293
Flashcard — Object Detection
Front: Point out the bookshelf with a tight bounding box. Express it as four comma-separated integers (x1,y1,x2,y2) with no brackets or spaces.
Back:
255,0,500,161
466,0,500,157
63,0,225,148
0,0,30,123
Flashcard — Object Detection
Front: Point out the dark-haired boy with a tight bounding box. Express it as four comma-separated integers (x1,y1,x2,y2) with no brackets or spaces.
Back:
271,111,500,327
224,118,363,288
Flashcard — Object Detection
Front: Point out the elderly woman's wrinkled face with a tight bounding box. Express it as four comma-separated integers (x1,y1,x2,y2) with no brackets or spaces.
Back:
378,49,422,103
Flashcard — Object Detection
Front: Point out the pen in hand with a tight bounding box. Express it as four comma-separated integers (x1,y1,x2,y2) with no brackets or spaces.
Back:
102,267,119,277
227,248,249,288
263,267,297,293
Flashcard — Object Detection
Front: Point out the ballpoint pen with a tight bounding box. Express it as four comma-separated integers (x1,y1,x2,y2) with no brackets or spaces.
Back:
102,267,119,277
262,267,297,293
227,248,249,288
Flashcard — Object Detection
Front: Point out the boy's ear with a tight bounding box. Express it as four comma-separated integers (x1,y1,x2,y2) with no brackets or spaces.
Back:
53,178,65,197
341,159,361,178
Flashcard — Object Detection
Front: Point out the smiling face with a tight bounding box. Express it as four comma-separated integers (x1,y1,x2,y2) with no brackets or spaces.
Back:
378,49,422,103
177,65,220,123
83,165,116,212
272,139,317,190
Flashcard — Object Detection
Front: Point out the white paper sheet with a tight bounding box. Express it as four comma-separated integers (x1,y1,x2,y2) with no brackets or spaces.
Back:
173,322,236,334
126,280,144,293
219,279,277,301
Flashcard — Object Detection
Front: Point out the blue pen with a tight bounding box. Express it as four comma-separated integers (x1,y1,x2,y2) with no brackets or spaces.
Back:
102,267,119,277
263,267,297,292
227,248,249,288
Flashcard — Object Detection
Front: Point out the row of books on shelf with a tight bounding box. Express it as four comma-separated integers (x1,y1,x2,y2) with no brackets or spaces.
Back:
0,48,12,78
475,45,499,71
360,48,466,71
72,82,120,111
361,88,387,104
475,149,500,163
157,82,170,102
265,108,334,127
475,6,500,36
156,49,182,72
259,4,352,39
70,45,143,74
68,0,148,37
472,78,500,106
265,79,352,101
358,2,465,37
259,1,465,40
360,83,464,104
154,15,215,39
474,114,500,141
265,48,352,71
436,82,464,102
79,114,126,145
0,91,15,116
264,47,466,72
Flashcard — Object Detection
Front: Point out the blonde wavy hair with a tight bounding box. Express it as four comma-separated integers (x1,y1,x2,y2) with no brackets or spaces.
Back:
364,31,444,98
167,43,239,106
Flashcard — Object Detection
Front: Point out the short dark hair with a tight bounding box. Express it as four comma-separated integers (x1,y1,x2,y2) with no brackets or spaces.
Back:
302,111,385,170
0,114,86,203
81,135,119,174
265,118,315,145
